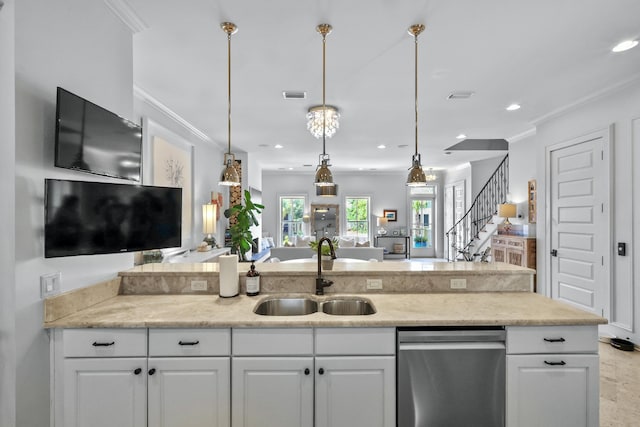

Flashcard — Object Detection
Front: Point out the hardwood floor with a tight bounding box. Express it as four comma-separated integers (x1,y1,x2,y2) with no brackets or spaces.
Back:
600,341,640,426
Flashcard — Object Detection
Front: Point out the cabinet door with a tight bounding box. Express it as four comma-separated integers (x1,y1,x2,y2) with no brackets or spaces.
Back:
232,357,313,427
148,357,230,427
64,357,147,427
506,354,599,427
315,356,395,427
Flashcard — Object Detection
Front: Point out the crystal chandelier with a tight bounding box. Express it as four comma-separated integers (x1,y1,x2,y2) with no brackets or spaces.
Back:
425,168,437,181
307,105,340,139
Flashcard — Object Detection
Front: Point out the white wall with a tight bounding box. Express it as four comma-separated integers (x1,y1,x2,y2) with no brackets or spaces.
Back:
0,1,16,425
470,155,506,200
262,171,409,239
509,134,538,223
535,79,640,344
14,1,135,425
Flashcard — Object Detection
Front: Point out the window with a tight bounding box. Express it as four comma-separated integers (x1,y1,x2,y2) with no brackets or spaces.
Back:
279,196,305,245
345,197,370,239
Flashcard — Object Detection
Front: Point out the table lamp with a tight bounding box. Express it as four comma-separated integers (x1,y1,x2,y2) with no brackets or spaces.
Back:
498,203,517,226
377,217,388,235
202,203,217,247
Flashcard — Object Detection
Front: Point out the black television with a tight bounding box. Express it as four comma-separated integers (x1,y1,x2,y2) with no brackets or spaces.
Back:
55,87,143,182
45,179,182,258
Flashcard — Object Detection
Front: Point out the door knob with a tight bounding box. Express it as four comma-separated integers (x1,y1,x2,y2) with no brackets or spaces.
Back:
550,249,558,257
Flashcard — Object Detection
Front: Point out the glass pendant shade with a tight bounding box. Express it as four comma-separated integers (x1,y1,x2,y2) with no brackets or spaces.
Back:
314,158,334,186
307,105,340,139
219,154,240,186
407,155,427,187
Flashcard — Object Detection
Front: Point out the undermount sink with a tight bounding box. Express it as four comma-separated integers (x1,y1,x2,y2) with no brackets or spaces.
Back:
321,298,377,315
253,296,376,316
253,297,318,316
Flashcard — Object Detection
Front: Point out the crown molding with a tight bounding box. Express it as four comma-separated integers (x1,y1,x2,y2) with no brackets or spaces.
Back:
103,0,148,33
531,73,640,126
134,85,218,145
507,127,536,144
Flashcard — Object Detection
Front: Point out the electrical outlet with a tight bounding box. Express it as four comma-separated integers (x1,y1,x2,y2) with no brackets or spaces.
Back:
450,278,467,289
40,272,61,298
366,279,383,290
191,280,208,291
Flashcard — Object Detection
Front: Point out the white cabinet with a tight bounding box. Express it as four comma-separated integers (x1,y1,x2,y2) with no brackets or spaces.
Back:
148,357,230,427
231,328,395,427
506,326,599,427
315,356,395,427
232,357,314,427
64,357,147,427
58,328,231,427
61,329,148,427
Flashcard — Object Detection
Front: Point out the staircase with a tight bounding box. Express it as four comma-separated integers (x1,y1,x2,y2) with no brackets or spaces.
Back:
445,155,509,261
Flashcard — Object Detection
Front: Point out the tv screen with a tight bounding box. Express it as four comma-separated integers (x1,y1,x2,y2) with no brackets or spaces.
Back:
55,87,142,181
45,179,182,258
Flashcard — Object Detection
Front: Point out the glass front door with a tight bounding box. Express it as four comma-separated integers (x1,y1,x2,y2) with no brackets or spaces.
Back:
410,197,435,257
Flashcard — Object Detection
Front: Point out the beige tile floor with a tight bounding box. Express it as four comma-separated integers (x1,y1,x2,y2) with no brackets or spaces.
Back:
600,341,640,426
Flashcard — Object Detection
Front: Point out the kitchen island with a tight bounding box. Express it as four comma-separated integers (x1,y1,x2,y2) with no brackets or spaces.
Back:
44,261,605,427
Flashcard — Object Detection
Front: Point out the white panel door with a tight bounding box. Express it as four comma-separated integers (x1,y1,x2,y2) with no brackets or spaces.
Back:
148,357,230,427
549,131,609,315
64,357,147,427
506,354,599,427
232,357,313,427
315,356,395,427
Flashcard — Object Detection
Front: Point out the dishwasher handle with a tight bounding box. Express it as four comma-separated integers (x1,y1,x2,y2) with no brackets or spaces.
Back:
399,342,505,351
398,328,505,343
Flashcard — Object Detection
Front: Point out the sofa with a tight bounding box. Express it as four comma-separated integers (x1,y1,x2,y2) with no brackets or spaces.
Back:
269,235,384,261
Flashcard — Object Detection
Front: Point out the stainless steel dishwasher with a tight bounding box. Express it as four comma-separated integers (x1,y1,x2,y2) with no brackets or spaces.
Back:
397,327,506,427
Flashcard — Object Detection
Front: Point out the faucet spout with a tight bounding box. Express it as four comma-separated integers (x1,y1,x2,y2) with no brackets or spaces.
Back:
316,237,337,295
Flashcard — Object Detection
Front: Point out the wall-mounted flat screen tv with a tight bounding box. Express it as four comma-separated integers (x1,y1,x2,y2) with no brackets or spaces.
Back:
55,87,142,181
45,179,182,258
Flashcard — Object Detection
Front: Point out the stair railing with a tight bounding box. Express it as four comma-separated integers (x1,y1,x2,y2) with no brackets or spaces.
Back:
445,155,509,261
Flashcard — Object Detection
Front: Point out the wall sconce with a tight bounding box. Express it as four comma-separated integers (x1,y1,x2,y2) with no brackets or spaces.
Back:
202,203,217,247
377,217,388,235
498,203,517,226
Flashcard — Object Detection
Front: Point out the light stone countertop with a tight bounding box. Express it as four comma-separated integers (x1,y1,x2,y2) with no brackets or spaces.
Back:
44,292,607,329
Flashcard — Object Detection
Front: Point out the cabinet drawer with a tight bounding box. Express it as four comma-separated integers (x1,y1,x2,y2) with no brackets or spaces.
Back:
506,326,598,354
233,328,313,356
149,329,230,356
315,328,395,355
63,329,147,357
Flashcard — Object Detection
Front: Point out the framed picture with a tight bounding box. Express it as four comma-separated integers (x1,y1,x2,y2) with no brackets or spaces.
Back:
383,209,397,222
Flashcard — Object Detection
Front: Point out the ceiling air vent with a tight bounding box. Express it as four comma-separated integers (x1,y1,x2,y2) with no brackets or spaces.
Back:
282,91,307,100
447,91,475,100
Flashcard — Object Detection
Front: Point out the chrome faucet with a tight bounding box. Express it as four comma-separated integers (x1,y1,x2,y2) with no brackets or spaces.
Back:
315,237,337,295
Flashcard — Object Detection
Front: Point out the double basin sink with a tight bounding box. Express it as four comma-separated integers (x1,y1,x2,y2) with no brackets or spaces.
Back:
254,296,376,316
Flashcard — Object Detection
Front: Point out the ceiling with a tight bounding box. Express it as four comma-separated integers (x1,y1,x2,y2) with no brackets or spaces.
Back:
129,0,640,173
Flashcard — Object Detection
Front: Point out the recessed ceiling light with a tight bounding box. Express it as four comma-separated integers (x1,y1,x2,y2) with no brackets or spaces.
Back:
612,40,638,53
377,144,386,149
456,134,467,139
274,144,283,149
288,167,293,170
506,103,521,111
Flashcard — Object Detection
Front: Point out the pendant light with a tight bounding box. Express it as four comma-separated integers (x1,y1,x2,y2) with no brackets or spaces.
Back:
313,23,337,195
219,22,241,187
406,24,427,187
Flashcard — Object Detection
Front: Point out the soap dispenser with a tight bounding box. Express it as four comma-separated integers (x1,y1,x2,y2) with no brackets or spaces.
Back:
246,261,260,296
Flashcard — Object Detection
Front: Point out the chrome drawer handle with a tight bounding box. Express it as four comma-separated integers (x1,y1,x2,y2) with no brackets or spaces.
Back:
543,337,566,343
92,341,115,347
544,360,566,366
178,340,200,346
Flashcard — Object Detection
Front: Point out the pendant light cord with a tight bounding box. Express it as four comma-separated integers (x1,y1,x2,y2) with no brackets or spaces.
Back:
321,26,328,157
414,30,419,157
227,30,232,156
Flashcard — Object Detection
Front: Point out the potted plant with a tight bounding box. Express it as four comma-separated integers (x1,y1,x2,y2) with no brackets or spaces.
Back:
224,190,264,262
413,235,428,247
309,237,339,270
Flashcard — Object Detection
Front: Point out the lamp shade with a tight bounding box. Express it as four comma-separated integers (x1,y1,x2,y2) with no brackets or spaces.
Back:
377,217,388,227
498,203,517,219
203,203,217,234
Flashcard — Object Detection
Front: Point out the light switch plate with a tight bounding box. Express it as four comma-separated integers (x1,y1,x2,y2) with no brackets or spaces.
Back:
366,279,383,290
41,272,61,298
191,280,208,291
